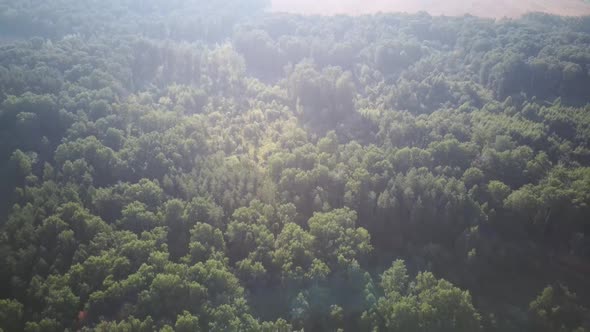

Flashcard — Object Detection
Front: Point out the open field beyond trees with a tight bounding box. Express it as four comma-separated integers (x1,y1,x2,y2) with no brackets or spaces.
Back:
271,0,590,18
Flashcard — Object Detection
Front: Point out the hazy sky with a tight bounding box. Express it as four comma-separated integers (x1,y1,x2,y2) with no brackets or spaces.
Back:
271,0,590,18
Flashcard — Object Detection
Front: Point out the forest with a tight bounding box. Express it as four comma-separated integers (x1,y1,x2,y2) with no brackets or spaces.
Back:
1,0,590,331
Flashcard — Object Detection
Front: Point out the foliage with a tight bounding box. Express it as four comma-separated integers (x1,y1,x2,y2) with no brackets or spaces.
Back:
0,1,589,331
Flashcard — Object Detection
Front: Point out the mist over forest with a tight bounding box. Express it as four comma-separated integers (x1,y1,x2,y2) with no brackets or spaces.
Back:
1,0,590,331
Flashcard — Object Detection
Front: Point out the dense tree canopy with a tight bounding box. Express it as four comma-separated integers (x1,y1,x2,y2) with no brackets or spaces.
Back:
1,0,590,331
